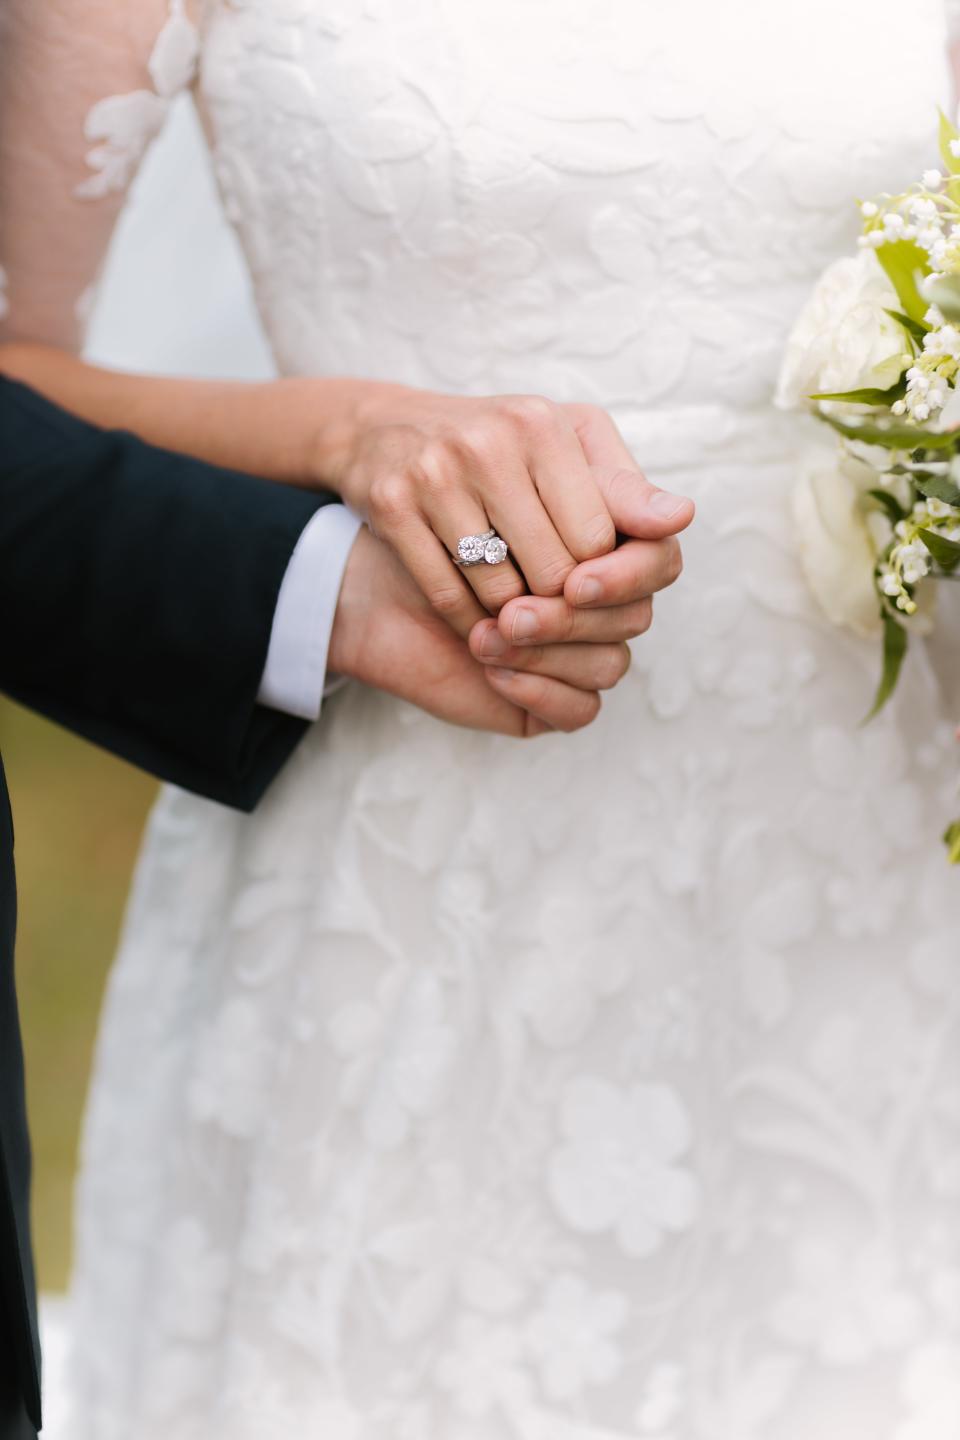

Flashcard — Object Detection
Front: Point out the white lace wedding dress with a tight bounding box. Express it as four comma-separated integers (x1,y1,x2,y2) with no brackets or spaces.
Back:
15,0,960,1435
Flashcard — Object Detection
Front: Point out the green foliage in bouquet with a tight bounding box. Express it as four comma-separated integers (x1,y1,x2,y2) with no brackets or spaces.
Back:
806,111,960,859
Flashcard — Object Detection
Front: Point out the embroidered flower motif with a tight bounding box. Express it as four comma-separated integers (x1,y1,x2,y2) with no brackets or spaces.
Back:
77,0,198,199
187,996,272,1139
524,1273,627,1401
548,1076,700,1257
772,1240,922,1365
435,1315,532,1420
512,898,631,1047
328,971,458,1149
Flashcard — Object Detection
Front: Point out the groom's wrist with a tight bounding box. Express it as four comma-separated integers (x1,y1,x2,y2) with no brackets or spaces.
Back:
257,504,363,720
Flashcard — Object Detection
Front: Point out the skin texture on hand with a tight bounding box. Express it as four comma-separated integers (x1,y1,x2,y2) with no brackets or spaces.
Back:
328,528,632,738
0,349,693,708
0,349,694,646
333,388,695,639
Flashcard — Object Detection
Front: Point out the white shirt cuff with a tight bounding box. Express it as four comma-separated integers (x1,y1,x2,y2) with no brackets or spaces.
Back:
257,503,363,721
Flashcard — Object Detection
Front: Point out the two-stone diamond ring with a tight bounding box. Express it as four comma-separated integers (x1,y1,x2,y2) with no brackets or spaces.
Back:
456,528,510,567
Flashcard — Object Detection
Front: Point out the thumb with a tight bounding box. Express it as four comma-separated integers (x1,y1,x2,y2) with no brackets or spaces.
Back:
593,466,695,540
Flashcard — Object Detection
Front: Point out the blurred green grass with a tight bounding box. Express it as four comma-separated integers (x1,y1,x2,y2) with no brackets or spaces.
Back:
0,700,156,1292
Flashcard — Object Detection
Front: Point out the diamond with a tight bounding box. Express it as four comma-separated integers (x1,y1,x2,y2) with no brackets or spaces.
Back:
458,534,487,564
484,537,508,565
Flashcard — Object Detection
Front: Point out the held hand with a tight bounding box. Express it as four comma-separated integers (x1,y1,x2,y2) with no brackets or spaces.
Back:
485,474,689,649
326,385,693,639
328,527,630,737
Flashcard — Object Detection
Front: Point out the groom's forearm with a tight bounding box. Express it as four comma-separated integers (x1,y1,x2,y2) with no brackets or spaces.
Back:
0,341,396,495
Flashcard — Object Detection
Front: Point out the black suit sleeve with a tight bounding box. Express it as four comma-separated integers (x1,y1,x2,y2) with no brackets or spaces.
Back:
0,376,337,810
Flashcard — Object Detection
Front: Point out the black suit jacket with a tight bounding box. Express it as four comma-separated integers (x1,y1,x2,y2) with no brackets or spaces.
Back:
0,376,337,1436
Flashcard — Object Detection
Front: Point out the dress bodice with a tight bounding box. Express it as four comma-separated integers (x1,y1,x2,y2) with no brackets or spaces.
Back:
197,0,950,450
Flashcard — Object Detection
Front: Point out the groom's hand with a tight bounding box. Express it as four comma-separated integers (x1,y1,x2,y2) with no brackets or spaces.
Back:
328,527,630,737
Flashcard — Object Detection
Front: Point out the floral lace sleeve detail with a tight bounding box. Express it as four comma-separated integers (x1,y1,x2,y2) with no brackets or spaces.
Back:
0,0,198,349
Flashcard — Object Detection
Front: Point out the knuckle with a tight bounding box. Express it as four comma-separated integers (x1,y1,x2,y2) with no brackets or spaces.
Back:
453,420,505,469
500,393,557,435
534,554,577,597
577,511,617,560
661,538,684,587
428,583,468,618
478,574,527,614
368,473,411,527
412,442,456,498
597,644,631,690
561,691,602,733
633,598,654,636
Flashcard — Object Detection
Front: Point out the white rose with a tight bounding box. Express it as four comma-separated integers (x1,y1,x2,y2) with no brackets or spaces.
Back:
776,250,906,410
793,449,885,637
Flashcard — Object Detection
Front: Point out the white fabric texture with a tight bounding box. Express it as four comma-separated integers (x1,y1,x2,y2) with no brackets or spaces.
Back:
45,1,960,1437
258,503,362,721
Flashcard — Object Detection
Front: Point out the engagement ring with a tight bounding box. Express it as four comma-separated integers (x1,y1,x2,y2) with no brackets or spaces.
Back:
456,529,509,566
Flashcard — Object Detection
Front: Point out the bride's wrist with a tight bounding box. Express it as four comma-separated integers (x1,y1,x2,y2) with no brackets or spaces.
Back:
304,378,419,507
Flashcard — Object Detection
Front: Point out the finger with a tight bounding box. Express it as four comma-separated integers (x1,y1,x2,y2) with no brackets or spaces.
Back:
563,402,639,472
594,467,695,540
561,405,694,539
564,535,684,609
388,513,489,639
483,459,579,597
510,398,616,561
470,620,631,690
483,666,602,733
421,489,530,617
498,594,654,646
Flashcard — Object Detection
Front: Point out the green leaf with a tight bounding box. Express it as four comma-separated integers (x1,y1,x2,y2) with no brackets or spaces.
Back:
915,472,960,506
810,382,907,406
876,239,932,325
940,108,960,176
866,614,908,720
867,488,908,523
884,307,929,344
943,819,960,864
922,274,960,325
817,411,959,451
918,527,960,571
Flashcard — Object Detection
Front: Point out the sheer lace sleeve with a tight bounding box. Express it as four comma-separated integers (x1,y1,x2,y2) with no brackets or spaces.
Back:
0,0,198,351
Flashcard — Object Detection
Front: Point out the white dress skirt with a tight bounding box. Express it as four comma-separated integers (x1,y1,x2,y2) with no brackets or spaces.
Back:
63,1,960,1436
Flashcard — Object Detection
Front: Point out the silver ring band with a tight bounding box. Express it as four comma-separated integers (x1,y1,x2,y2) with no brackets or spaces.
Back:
456,529,509,567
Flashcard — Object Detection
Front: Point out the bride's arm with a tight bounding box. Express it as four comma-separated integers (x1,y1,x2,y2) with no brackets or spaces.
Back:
0,0,201,350
0,0,691,644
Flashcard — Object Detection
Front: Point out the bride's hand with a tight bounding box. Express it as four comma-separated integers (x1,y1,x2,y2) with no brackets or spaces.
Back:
323,385,693,639
328,526,630,737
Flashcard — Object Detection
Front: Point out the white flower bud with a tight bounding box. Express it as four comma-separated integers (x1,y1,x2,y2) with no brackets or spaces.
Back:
924,169,943,190
861,200,879,218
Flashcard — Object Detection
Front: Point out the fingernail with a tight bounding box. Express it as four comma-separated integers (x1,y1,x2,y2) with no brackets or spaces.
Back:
576,577,603,605
488,667,518,683
511,607,538,642
479,627,508,658
649,491,690,519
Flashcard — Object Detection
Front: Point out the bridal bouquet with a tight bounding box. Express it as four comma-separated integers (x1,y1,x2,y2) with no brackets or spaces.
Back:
778,111,960,862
